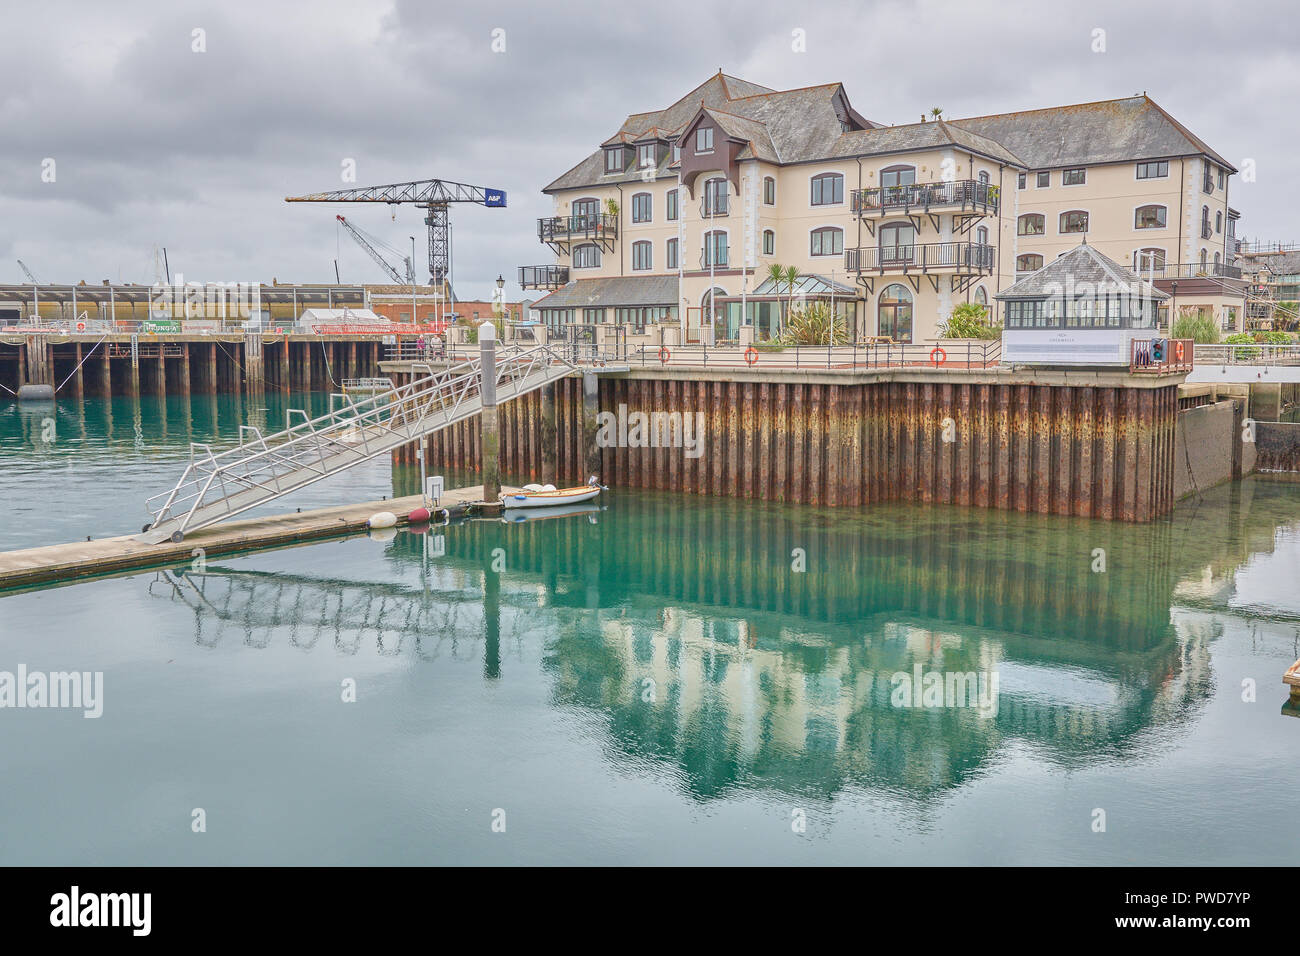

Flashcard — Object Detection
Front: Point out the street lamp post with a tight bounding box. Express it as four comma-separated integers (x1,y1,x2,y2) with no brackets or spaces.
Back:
409,236,418,328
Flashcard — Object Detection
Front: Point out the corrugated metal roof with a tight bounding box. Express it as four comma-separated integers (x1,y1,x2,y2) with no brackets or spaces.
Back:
995,242,1169,300
531,275,678,309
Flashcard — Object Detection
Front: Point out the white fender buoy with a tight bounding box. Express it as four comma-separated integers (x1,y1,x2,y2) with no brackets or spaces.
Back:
523,483,544,493
367,511,397,529
541,484,556,492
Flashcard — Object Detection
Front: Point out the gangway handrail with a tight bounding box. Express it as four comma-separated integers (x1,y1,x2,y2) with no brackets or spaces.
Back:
140,343,584,542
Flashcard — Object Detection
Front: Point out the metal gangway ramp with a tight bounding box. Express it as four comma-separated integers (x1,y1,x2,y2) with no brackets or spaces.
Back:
138,343,582,544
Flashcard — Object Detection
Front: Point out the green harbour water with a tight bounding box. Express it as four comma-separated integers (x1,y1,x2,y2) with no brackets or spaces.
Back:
1,394,1298,865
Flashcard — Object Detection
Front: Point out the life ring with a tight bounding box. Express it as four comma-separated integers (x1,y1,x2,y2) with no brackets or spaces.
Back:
76,321,86,332
744,346,759,366
930,346,947,366
658,346,671,364
1174,341,1186,361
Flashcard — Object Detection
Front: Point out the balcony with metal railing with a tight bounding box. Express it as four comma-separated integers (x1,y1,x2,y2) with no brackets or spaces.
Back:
1138,261,1243,281
518,265,570,290
537,214,619,251
850,180,999,218
845,242,996,274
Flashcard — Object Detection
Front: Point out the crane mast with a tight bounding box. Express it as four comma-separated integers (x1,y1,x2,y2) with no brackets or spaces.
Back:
286,178,505,287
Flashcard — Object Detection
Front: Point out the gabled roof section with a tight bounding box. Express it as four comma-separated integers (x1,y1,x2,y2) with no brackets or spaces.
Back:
599,71,776,148
829,117,1026,166
996,242,1169,300
699,107,780,163
950,95,1234,171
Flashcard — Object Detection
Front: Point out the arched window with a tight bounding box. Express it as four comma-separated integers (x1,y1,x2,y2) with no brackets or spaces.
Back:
878,283,913,343
1200,248,1209,270
976,225,989,246
880,165,916,187
631,192,652,223
810,172,844,205
978,170,990,185
880,222,916,264
762,229,775,255
1216,210,1223,233
810,226,843,257
1133,248,1166,273
666,238,679,270
631,240,652,271
1059,210,1089,234
572,197,600,226
1018,213,1045,236
1214,251,1221,270
702,230,728,267
1201,205,1211,236
763,177,776,205
573,243,601,269
703,177,728,216
1135,205,1167,229
1016,253,1043,273
974,286,988,307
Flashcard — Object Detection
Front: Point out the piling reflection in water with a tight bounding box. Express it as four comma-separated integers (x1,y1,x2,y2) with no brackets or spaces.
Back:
138,481,1300,803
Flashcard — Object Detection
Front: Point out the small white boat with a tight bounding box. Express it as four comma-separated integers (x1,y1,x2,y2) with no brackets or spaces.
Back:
501,478,606,509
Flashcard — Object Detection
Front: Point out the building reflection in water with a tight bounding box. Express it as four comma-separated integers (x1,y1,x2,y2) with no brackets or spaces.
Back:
149,479,1300,802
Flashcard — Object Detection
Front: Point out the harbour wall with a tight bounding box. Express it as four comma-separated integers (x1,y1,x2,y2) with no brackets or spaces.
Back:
392,366,1193,522
0,334,385,398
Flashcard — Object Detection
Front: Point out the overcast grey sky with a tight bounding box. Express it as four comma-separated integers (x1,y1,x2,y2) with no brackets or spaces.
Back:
2,0,1296,300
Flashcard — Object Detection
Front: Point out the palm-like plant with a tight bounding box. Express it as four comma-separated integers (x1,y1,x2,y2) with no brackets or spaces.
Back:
930,107,943,120
782,265,799,309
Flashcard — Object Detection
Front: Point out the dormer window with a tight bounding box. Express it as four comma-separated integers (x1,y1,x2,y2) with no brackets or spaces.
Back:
672,143,681,163
604,148,624,173
695,128,714,154
638,143,656,169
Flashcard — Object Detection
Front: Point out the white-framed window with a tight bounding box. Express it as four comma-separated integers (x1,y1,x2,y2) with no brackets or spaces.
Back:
703,177,728,216
810,226,843,257
1133,248,1166,272
631,192,652,223
632,240,652,271
1135,204,1167,229
974,287,988,307
1059,210,1089,234
703,230,728,267
1018,213,1045,236
573,243,601,269
810,172,844,205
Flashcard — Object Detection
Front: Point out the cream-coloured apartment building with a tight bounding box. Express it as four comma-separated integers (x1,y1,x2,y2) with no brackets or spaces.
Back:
523,72,1244,343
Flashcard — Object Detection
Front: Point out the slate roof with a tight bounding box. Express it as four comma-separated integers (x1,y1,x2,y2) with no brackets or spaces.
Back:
545,79,1232,193
995,242,1169,301
830,118,1024,166
545,74,875,192
950,95,1233,171
531,275,679,309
